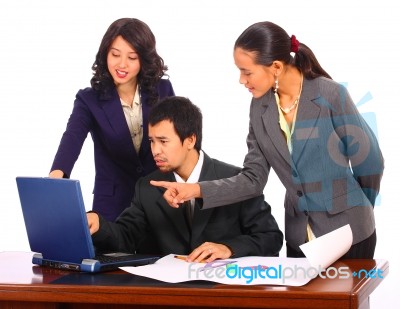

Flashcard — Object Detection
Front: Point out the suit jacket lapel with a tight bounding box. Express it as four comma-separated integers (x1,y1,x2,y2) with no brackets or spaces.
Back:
100,88,139,162
154,172,191,244
260,94,292,166
190,154,215,240
139,90,151,159
292,78,321,164
154,153,222,243
259,80,322,166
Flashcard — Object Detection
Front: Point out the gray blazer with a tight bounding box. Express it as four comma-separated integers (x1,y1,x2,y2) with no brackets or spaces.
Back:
201,77,384,252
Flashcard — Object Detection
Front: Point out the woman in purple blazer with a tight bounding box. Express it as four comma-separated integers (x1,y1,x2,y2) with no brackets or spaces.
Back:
50,18,175,221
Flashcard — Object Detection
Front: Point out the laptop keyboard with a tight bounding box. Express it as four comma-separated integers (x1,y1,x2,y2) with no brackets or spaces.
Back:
95,253,137,263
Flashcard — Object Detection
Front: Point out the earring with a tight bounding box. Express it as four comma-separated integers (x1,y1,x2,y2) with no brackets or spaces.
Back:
274,75,279,94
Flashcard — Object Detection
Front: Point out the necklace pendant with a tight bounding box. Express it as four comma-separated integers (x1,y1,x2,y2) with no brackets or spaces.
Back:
279,101,297,114
276,73,303,115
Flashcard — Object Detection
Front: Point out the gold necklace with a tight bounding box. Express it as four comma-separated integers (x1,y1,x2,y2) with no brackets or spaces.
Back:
278,74,303,114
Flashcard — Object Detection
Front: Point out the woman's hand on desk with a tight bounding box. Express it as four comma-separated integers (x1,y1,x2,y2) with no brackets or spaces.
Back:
150,181,201,208
87,212,100,235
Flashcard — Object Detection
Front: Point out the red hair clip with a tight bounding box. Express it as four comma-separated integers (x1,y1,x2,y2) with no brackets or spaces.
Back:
291,35,300,53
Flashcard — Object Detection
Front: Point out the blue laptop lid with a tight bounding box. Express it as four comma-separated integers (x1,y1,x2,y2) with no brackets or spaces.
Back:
16,177,95,263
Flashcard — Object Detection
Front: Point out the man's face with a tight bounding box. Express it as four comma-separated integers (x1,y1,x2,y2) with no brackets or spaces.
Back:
149,120,194,175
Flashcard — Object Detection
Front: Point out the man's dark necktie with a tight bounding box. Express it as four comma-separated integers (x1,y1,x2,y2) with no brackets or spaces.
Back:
184,201,193,229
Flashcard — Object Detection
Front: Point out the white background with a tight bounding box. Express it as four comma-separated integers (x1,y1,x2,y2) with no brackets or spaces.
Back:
0,0,398,307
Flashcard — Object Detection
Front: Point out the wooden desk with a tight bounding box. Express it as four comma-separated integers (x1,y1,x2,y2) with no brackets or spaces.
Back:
0,251,388,309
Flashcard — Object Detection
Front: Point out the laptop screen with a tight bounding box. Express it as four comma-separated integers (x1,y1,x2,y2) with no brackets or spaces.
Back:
16,177,95,263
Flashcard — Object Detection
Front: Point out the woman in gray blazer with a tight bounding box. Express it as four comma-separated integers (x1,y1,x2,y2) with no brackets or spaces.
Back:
152,21,384,259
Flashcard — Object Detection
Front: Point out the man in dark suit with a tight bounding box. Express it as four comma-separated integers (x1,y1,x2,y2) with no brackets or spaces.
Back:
87,96,283,262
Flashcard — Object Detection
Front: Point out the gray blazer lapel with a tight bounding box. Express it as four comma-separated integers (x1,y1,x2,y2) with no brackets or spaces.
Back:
292,79,321,163
260,94,292,166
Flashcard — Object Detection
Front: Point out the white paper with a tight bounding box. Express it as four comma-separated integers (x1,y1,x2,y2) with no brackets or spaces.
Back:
120,224,353,286
122,255,314,286
299,224,353,269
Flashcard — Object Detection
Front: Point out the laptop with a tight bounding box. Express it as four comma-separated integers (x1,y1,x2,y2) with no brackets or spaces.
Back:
16,176,160,273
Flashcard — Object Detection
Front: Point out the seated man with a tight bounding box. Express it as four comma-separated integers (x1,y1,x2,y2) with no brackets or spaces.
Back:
88,96,283,262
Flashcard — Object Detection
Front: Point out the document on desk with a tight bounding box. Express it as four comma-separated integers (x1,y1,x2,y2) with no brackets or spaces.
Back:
121,224,352,286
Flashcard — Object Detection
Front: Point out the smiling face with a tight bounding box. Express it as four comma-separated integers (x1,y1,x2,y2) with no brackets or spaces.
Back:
107,35,141,88
149,120,197,180
234,47,275,98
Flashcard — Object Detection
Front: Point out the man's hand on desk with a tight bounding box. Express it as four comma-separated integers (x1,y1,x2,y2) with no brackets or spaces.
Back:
87,212,100,235
187,241,233,263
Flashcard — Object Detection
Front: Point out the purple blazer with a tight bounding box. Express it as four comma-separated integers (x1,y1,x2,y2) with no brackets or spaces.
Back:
51,79,175,221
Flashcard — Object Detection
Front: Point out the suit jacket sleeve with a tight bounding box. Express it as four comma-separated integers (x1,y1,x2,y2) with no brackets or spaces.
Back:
216,195,283,257
200,116,270,209
50,89,93,177
91,179,149,253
